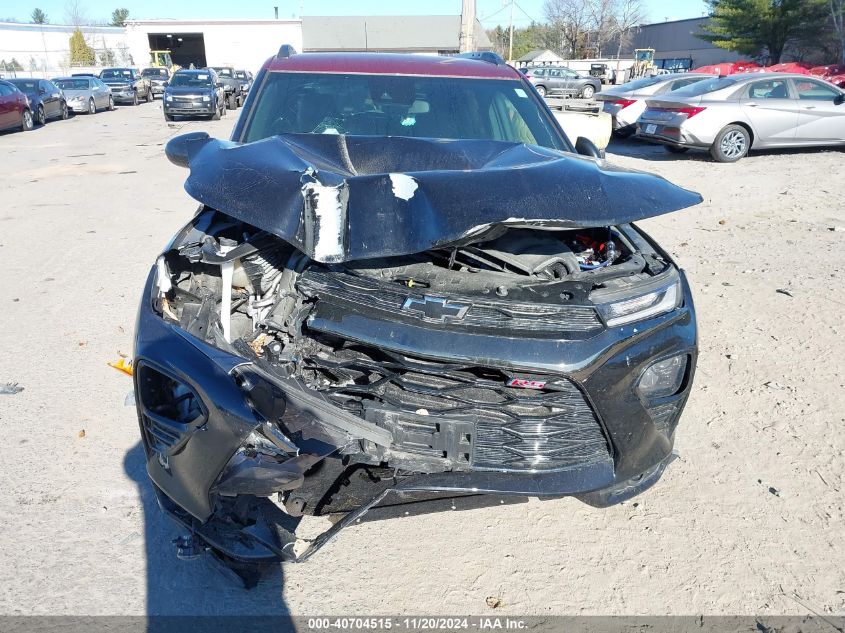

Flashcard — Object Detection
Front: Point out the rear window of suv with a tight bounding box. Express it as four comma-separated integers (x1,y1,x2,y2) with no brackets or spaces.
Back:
671,76,738,97
242,72,566,150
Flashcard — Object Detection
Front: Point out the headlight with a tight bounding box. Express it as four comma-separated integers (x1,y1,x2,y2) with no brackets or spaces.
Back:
201,95,210,102
165,94,173,102
598,279,680,327
638,354,688,399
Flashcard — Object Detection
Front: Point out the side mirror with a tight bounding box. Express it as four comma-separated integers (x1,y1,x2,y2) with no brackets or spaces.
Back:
162,81,169,87
575,136,602,159
165,131,210,168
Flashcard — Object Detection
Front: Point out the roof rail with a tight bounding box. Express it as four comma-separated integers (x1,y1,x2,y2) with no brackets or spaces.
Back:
457,51,506,66
277,44,298,59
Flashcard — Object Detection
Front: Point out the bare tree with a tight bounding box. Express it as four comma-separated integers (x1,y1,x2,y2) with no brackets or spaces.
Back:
613,0,646,58
64,0,89,27
588,0,617,57
544,0,593,57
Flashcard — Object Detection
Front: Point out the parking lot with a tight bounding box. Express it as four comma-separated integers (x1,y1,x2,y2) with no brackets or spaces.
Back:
1,100,843,616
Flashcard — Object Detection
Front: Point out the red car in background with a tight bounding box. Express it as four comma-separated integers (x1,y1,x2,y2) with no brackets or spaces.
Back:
0,80,34,133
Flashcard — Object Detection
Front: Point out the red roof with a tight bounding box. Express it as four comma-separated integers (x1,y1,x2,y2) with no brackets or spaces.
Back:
263,52,519,79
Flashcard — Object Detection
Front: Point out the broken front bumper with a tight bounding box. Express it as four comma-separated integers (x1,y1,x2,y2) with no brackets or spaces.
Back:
134,260,697,564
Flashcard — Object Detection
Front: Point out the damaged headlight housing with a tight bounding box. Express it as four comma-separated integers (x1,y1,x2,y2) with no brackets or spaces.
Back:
598,279,681,327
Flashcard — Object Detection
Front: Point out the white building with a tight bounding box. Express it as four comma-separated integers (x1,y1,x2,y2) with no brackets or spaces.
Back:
1,14,489,78
124,19,302,72
0,21,131,75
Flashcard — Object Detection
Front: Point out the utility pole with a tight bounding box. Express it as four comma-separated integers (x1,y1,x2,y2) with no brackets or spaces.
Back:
459,0,476,53
507,0,514,63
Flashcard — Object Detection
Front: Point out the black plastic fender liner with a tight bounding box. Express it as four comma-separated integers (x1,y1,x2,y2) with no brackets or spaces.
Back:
167,132,702,263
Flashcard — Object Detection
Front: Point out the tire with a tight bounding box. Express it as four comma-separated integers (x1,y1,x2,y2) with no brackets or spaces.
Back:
21,108,34,131
36,105,46,125
710,124,750,162
132,91,139,106
60,100,69,120
146,87,153,103
227,93,237,110
580,85,595,99
88,98,96,115
535,85,547,98
108,96,115,111
211,103,221,120
666,145,689,154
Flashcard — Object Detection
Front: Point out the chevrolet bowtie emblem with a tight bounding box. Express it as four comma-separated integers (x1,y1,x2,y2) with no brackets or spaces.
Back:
402,296,471,322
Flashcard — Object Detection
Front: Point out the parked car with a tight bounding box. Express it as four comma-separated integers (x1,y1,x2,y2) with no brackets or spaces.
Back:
234,69,252,94
596,73,714,137
208,66,242,108
136,49,701,584
99,67,153,105
6,78,68,125
162,69,226,121
52,77,113,114
637,73,845,161
0,80,34,132
524,66,602,98
589,62,616,84
141,67,171,99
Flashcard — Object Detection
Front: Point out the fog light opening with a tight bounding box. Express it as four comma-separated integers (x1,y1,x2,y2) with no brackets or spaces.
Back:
637,354,688,400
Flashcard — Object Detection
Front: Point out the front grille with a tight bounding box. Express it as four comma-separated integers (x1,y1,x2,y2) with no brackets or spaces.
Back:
302,341,610,472
298,269,603,335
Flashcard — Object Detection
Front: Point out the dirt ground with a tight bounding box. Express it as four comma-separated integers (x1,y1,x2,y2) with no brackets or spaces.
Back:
0,101,842,617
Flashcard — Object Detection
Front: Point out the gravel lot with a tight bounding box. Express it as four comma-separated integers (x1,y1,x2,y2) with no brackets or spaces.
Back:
0,101,842,617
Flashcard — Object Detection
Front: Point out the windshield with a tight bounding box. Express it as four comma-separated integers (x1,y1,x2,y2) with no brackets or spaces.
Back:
235,71,247,79
54,79,89,90
213,68,232,77
672,76,738,97
9,80,37,92
169,72,213,88
142,68,168,78
101,69,133,80
242,72,566,150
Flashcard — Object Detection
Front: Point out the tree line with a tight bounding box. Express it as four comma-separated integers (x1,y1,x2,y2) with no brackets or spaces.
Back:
486,0,845,64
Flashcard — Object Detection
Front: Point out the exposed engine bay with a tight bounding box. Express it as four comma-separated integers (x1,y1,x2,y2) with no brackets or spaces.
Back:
136,132,698,583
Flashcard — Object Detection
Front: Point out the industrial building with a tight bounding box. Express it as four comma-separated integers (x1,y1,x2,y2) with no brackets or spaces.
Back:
0,15,490,77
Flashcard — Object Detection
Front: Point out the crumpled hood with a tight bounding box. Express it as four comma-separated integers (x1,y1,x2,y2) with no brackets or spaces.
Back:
173,133,702,263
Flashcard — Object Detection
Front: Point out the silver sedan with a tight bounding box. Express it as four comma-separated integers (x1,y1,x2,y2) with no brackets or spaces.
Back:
636,73,845,161
596,73,714,137
52,77,114,114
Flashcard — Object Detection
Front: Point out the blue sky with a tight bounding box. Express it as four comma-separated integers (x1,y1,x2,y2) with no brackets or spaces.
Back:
6,0,708,25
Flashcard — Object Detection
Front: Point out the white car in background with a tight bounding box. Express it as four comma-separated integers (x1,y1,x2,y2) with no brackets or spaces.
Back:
637,73,845,162
596,73,714,137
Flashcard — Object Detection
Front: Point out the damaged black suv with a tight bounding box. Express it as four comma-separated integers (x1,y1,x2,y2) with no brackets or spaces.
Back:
134,49,700,584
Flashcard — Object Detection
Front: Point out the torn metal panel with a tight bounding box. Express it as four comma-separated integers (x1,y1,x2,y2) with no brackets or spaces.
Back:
169,132,702,263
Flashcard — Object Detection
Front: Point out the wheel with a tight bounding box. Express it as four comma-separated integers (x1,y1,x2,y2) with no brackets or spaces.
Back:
211,104,221,120
88,98,96,114
710,124,750,162
535,85,547,98
108,96,115,111
60,100,69,120
35,104,46,125
21,108,34,131
132,91,139,106
227,93,237,110
146,88,153,103
666,145,689,154
580,85,595,99
164,112,174,122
